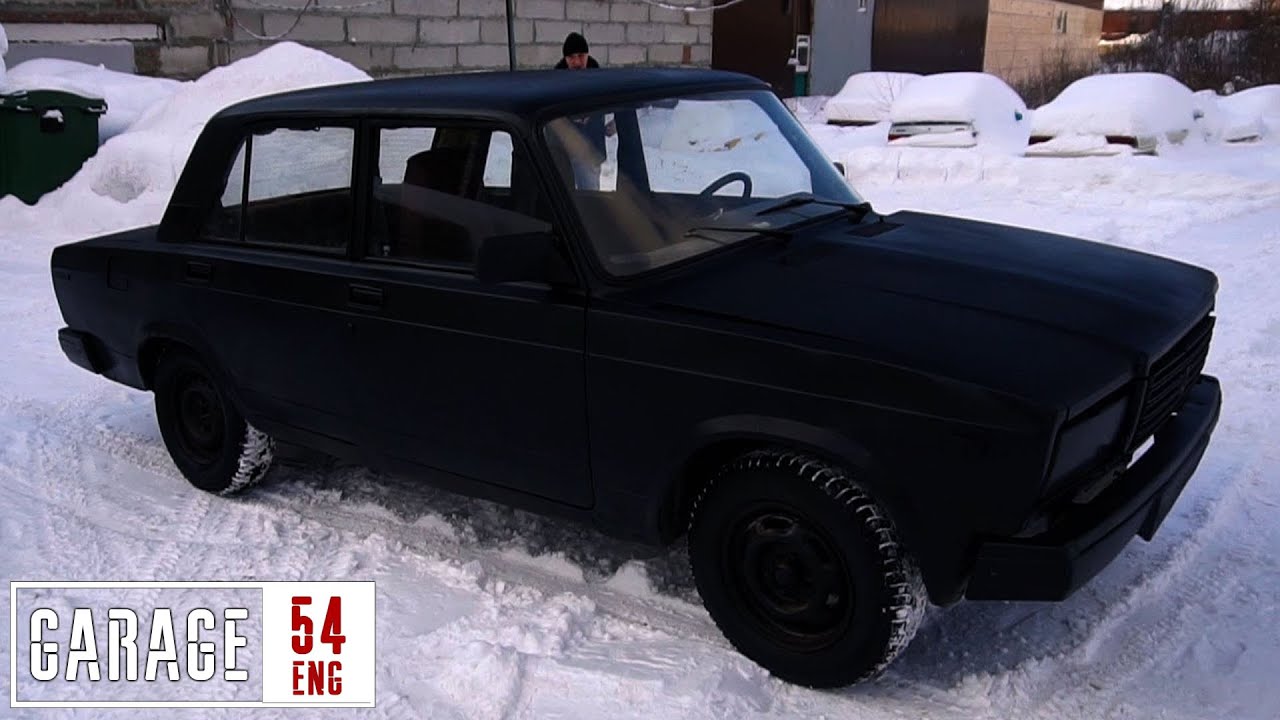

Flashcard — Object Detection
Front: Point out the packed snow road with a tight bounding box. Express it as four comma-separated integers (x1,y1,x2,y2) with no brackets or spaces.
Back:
3,80,1280,718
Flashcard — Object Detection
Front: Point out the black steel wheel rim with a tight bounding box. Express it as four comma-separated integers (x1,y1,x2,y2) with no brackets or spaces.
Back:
174,370,225,465
722,503,854,652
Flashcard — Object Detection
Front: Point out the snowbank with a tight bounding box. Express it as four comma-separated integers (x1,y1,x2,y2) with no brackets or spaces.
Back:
1025,134,1134,157
825,71,919,125
805,120,890,159
651,97,780,153
1031,73,1197,145
888,72,1030,153
640,98,811,196
0,42,369,235
2,58,184,142
1219,85,1280,137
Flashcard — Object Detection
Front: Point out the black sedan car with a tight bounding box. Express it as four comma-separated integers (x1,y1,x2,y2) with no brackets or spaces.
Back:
50,68,1221,687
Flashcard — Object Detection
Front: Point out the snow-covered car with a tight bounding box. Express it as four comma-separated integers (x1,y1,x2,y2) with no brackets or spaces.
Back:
1192,89,1263,144
49,68,1222,689
825,71,920,126
1219,84,1280,139
886,72,1030,152
1029,73,1198,155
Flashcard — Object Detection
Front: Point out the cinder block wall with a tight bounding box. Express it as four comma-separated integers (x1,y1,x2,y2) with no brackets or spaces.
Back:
228,0,712,75
983,0,1103,84
0,0,712,79
0,1,229,78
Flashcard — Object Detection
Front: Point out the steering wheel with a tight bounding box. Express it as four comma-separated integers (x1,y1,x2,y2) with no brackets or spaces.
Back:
699,171,753,198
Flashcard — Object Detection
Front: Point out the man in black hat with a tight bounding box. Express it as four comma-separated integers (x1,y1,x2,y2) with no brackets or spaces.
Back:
555,31,599,70
553,32,609,189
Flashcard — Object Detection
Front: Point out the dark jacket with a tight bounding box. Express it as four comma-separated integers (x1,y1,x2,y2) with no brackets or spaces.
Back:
554,56,607,163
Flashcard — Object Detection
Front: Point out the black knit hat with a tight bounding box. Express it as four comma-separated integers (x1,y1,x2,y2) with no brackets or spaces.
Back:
563,32,589,57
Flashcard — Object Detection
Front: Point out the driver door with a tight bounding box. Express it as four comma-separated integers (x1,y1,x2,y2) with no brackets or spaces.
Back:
347,122,593,508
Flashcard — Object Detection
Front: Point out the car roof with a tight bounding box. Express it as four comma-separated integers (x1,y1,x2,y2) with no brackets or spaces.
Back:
217,67,768,120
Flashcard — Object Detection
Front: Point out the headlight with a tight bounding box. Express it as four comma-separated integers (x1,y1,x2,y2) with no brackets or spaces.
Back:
1047,394,1130,492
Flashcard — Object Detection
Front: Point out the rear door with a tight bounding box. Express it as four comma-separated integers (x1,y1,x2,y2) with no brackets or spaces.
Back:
345,121,593,507
178,122,360,448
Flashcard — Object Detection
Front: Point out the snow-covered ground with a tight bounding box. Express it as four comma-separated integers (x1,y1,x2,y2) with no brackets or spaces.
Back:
3,46,1280,719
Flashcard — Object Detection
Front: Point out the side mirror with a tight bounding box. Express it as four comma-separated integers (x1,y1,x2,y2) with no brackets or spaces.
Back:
475,231,576,286
833,161,846,177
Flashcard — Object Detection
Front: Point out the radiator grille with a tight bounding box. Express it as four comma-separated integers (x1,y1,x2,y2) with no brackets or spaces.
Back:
1131,315,1214,448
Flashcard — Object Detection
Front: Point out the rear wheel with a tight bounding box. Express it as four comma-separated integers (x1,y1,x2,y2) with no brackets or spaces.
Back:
153,349,274,495
688,450,926,687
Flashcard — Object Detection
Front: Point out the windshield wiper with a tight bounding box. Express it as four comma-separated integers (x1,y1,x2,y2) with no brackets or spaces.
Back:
756,194,873,220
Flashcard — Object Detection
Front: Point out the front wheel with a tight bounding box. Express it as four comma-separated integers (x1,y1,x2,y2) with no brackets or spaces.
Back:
688,450,927,687
153,349,274,496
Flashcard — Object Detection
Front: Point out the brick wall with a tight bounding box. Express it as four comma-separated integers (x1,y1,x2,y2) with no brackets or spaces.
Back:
0,0,713,79
983,0,1104,84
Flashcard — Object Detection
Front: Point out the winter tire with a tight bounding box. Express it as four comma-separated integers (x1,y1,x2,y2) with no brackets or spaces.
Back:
153,349,274,495
688,449,927,688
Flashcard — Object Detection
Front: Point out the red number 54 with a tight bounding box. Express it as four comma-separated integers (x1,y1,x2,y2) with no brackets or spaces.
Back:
291,596,346,655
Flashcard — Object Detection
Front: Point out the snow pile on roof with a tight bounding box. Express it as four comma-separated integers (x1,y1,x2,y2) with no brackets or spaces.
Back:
825,72,920,125
888,72,1030,153
1220,84,1280,137
1031,73,1197,141
1,58,184,142
0,42,369,236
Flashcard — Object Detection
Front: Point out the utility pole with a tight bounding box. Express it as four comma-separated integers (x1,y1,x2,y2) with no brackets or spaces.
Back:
506,0,517,70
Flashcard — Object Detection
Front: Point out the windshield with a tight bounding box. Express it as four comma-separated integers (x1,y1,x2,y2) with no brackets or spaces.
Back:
542,89,862,277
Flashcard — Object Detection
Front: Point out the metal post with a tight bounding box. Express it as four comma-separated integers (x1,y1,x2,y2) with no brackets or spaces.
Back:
506,0,517,71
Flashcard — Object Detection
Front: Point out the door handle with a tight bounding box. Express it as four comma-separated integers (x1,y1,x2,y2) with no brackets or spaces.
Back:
348,284,383,310
184,261,213,284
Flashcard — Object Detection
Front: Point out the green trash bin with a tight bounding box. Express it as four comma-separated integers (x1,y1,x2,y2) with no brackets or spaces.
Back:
0,89,107,205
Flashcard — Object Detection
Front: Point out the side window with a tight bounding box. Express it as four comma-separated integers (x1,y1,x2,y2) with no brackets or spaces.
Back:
245,126,354,251
368,126,553,268
378,127,437,182
203,125,355,252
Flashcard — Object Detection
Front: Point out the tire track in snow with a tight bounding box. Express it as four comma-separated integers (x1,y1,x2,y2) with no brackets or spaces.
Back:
967,205,1280,719
3,397,986,718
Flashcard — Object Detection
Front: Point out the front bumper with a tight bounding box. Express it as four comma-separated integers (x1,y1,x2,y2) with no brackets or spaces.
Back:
965,374,1221,601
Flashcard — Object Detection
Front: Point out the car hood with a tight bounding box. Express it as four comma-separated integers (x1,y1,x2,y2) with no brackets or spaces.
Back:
633,210,1218,416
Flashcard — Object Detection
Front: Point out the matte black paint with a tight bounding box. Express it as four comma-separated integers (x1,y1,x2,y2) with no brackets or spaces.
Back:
50,70,1221,606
